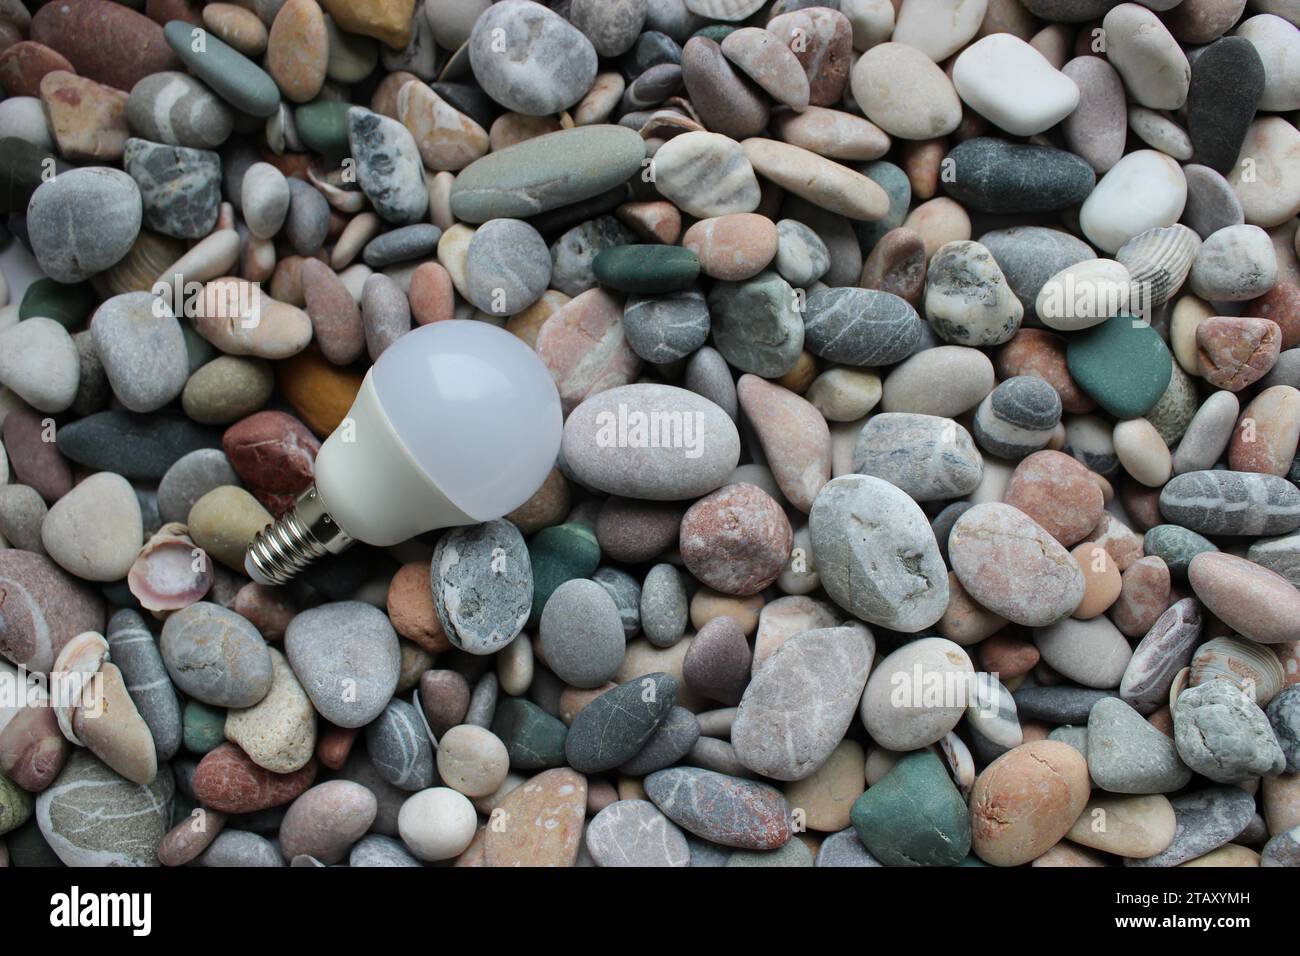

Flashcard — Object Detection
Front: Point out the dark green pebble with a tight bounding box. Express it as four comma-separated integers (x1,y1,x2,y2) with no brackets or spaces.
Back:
593,244,700,295
1066,315,1173,419
20,279,97,328
849,750,971,867
183,700,226,754
1143,524,1218,579
527,523,601,626
490,698,568,770
294,101,353,162
57,411,221,480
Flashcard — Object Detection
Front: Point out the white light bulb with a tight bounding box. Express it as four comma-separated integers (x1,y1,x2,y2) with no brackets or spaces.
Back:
246,320,562,586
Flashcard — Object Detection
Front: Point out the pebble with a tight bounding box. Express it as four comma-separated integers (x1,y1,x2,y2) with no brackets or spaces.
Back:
539,578,626,689
1174,680,1287,782
640,564,688,648
736,374,830,511
491,697,567,770
682,617,751,705
536,288,641,414
32,0,178,92
162,20,279,118
680,483,791,596
0,319,80,415
944,138,1095,214
348,108,428,225
25,167,141,284
41,472,141,582
1127,786,1256,867
585,799,690,867
466,219,552,315
1066,793,1177,859
804,287,924,366
951,33,1080,137
366,699,434,791
1187,36,1265,173
644,767,790,850
36,752,172,867
1088,696,1193,793
972,375,1061,459
279,780,376,864
1079,151,1188,255
849,43,961,140
1161,469,1300,536
853,413,981,502
1268,686,1300,772
926,240,1024,346
566,673,676,773
622,290,710,364
468,1,596,117
970,740,1091,866
437,725,509,797
397,787,477,862
1188,551,1300,644
284,601,400,728
850,749,971,867
1067,315,1174,419
225,646,314,774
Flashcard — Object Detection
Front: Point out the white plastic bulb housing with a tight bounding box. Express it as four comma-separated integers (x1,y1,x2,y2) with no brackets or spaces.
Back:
246,320,562,585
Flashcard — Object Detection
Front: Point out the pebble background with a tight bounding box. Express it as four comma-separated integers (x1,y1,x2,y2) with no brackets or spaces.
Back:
0,0,1298,870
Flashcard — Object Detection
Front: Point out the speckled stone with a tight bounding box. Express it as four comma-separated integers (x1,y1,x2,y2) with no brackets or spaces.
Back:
926,240,1024,347
160,602,272,708
1160,470,1300,536
852,413,982,502
365,699,434,791
1174,681,1286,783
1126,786,1255,867
809,474,948,632
540,578,626,689
284,601,400,728
644,767,790,851
944,138,1096,213
468,1,597,116
585,799,690,867
122,139,221,240
430,519,532,655
680,483,792,597
347,107,428,225
708,271,803,377
1088,696,1192,794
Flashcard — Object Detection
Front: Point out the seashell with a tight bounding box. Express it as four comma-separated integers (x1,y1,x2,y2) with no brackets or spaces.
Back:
1189,635,1286,707
50,631,110,746
95,229,188,297
1115,223,1201,311
128,522,215,614
1169,665,1191,709
639,110,705,142
937,730,975,795
684,0,768,22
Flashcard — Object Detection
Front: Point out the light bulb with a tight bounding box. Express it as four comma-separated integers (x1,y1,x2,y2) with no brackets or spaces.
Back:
245,320,563,586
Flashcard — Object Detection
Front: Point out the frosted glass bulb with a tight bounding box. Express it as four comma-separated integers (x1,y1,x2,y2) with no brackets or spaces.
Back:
245,320,562,586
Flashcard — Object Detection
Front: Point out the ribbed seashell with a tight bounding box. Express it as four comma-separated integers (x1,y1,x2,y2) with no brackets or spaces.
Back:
938,730,975,795
1116,224,1201,310
639,110,706,142
95,229,188,297
1190,636,1286,707
51,631,110,746
128,522,215,614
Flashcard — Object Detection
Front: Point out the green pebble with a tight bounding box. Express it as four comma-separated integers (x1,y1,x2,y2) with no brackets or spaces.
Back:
593,245,700,295
528,522,601,626
1066,315,1173,419
1143,524,1218,579
490,698,568,770
0,771,33,836
726,840,813,867
183,699,227,754
19,278,98,329
164,20,281,118
295,101,354,162
849,750,971,867
693,25,738,42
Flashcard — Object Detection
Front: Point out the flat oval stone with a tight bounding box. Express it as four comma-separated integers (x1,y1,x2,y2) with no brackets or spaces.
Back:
743,138,888,221
0,550,105,675
593,245,700,295
970,740,1091,867
163,20,279,118
709,270,804,377
266,0,328,104
1066,314,1174,418
468,0,597,117
1126,786,1255,867
465,218,552,314
32,0,179,92
490,697,568,770
680,36,769,141
483,768,587,866
1188,551,1300,645
859,637,973,750
949,502,1086,627
562,384,739,500
952,33,1080,136
1187,36,1265,174
1120,598,1203,714
25,167,141,284
1079,150,1188,254
644,767,790,850
1035,616,1132,688
720,26,809,110
1160,470,1300,536
944,138,1095,213
1226,117,1300,228
451,125,646,223
853,413,982,502
279,780,376,863
566,673,677,773
622,289,710,363
1004,450,1105,547
1088,695,1193,794
733,625,873,781
849,42,961,140
972,375,1061,459
160,601,272,707
809,474,949,632
539,578,626,688
365,700,434,791
1062,54,1127,173
803,286,923,366
284,601,400,728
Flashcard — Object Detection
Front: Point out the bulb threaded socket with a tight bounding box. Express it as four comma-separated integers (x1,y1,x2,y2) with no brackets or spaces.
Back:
245,487,353,586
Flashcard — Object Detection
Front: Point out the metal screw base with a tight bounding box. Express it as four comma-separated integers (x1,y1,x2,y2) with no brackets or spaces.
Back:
245,487,353,586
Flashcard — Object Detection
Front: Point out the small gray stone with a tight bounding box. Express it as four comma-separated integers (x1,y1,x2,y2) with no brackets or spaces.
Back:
284,601,401,728
468,0,598,116
709,270,803,377
1182,163,1244,239
240,161,290,239
684,346,738,421
349,833,423,866
593,566,642,639
980,225,1096,317
852,413,982,502
1261,825,1300,867
570,0,647,57
123,139,221,240
365,699,435,791
363,224,442,269
644,766,790,850
126,72,234,149
161,602,273,708
193,829,284,867
25,167,142,284
284,178,330,256
623,289,710,364
108,609,182,763
347,107,428,225
1189,223,1278,301
815,828,884,867
0,485,47,554
157,449,240,525
619,706,700,775
585,798,690,867
1267,685,1300,773
565,673,677,772
1160,470,1300,536
973,375,1062,459
465,219,552,316
431,519,532,655
803,287,923,366
809,474,948,632
732,625,874,781
550,216,634,297
774,218,830,287
91,292,189,414
539,578,626,688
1048,724,1089,758
1174,680,1287,783
1088,696,1192,794
1126,786,1255,867
639,563,687,648
466,672,499,729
